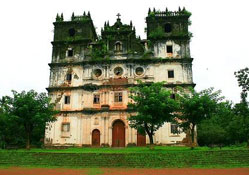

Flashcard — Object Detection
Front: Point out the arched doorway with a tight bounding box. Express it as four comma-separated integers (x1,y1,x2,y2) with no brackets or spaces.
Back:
112,120,125,147
92,129,100,147
137,132,146,146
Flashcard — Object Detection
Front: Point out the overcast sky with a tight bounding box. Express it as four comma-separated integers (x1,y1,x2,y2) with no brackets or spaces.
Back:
0,0,248,103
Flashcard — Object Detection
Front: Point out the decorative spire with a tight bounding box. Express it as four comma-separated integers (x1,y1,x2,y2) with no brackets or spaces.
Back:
104,21,106,27
61,13,64,21
183,7,186,11
178,7,181,11
166,8,168,13
107,21,109,27
83,11,86,16
148,8,151,14
153,8,156,13
71,12,74,21
87,11,91,18
130,20,132,27
56,13,60,21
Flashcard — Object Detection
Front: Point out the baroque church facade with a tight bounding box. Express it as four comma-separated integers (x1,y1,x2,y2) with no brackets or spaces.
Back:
45,8,194,147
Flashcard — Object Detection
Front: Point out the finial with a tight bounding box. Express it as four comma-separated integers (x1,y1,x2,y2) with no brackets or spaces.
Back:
71,12,74,21
117,13,121,19
56,13,60,21
104,21,106,27
153,8,156,13
183,7,186,11
178,7,181,11
107,21,109,26
148,8,151,14
83,11,86,16
88,11,91,17
130,20,132,27
166,8,168,12
133,26,135,31
61,13,64,21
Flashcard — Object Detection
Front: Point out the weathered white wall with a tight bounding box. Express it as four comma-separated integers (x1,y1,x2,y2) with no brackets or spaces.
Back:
45,113,186,146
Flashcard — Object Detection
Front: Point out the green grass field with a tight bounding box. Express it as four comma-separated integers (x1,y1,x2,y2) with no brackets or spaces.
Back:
0,146,248,168
0,145,247,154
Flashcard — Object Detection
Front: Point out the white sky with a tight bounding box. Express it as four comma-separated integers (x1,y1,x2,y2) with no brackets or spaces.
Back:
0,0,248,103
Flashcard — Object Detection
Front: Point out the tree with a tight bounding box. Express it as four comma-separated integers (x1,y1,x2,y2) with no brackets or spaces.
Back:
234,67,249,103
128,82,179,145
1,90,57,149
234,67,249,146
232,102,249,146
197,102,234,147
177,87,223,148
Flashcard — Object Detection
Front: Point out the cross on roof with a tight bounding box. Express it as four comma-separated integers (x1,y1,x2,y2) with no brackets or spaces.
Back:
117,13,121,19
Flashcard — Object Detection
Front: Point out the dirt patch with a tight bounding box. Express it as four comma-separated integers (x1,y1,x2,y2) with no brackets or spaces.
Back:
102,168,249,175
0,167,249,175
0,167,87,175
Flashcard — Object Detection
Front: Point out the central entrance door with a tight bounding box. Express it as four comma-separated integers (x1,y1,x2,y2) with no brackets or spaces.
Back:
112,120,125,147
92,129,100,147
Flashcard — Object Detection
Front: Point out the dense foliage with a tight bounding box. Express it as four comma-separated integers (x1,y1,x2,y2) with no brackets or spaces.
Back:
0,90,57,149
128,81,179,144
177,87,223,148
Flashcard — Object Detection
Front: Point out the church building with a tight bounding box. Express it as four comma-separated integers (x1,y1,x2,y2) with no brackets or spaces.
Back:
45,7,194,147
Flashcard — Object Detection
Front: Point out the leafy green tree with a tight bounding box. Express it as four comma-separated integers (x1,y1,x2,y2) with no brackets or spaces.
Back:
178,87,223,148
198,102,234,147
234,67,249,103
232,102,249,146
1,90,57,149
234,67,249,146
128,82,179,144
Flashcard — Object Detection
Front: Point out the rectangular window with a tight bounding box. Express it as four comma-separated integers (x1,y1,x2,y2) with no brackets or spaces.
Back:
167,45,173,53
66,74,72,81
93,94,100,104
114,92,123,102
170,93,176,100
61,123,70,132
64,96,70,104
171,124,180,134
168,70,174,78
68,49,73,57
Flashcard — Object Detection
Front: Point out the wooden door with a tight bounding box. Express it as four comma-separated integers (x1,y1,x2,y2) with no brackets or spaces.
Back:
137,132,146,146
92,129,100,147
112,120,125,147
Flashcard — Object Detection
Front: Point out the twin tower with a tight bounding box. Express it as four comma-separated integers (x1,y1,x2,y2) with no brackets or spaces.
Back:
45,8,194,147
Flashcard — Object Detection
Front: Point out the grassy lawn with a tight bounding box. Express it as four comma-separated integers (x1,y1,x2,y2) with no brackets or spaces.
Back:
0,146,248,168
0,145,247,154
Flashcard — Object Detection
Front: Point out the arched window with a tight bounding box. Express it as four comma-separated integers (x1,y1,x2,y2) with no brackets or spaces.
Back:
115,42,122,52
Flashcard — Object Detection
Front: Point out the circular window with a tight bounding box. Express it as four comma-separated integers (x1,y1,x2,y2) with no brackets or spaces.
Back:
135,67,144,76
93,69,102,77
114,67,124,76
69,28,75,37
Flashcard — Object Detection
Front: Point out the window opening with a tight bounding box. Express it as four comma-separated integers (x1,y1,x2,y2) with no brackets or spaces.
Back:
170,94,176,100
168,70,174,78
93,94,100,104
114,92,123,102
66,74,72,81
167,45,173,53
68,28,75,37
165,23,172,33
68,49,73,57
62,123,70,132
64,96,70,104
